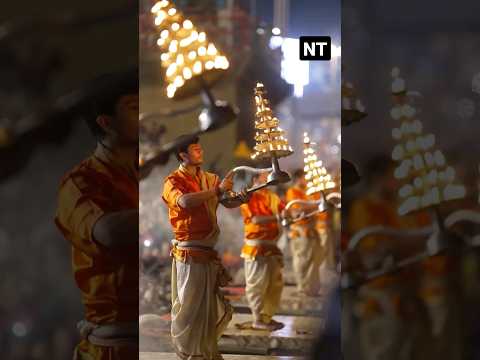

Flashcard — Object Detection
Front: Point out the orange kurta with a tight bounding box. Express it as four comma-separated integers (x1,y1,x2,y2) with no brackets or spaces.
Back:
162,166,220,263
55,144,138,359
347,197,435,317
163,166,219,241
285,186,312,226
285,186,320,238
240,189,285,258
310,191,329,231
347,197,401,289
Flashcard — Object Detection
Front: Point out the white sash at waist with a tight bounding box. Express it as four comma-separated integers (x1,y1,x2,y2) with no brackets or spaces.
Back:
171,239,216,250
245,239,279,248
77,320,138,347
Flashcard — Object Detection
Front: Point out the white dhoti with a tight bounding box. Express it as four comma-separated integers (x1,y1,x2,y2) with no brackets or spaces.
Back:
358,312,407,360
318,227,336,270
243,243,283,323
356,288,412,360
418,277,461,360
289,225,322,295
170,241,233,360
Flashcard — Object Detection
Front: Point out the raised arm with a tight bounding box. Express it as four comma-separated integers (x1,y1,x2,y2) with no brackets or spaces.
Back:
251,215,278,224
178,189,218,208
93,209,139,248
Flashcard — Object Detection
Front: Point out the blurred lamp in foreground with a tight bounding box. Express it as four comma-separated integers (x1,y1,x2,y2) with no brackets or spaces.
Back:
390,67,465,216
303,132,336,196
141,0,237,177
151,0,229,99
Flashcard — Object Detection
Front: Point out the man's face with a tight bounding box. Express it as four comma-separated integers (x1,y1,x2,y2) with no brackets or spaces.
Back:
373,168,397,200
112,94,139,146
181,143,204,166
296,175,307,188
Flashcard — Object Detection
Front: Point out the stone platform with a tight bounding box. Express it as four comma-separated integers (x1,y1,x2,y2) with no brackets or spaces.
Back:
220,313,322,355
140,353,306,360
223,285,324,317
139,312,322,355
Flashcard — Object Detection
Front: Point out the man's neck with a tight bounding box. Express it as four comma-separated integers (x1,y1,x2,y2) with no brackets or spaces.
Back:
295,183,305,191
181,163,201,175
368,191,390,203
99,138,137,169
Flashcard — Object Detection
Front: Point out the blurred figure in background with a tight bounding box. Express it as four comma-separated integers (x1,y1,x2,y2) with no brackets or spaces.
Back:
285,169,323,296
345,155,429,360
55,73,139,360
310,284,341,360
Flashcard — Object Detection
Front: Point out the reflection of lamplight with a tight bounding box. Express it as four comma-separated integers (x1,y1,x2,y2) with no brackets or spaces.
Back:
218,166,273,207
285,199,326,212
144,239,152,247
251,83,293,185
325,192,341,208
281,198,327,227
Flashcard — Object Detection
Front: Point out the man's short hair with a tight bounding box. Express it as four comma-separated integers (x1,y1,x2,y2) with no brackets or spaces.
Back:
86,68,139,139
174,135,200,162
292,168,304,181
365,155,394,183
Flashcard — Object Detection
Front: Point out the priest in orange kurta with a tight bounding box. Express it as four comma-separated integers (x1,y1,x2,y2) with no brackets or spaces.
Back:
346,156,433,360
162,136,246,360
285,170,324,296
240,171,286,331
55,75,139,360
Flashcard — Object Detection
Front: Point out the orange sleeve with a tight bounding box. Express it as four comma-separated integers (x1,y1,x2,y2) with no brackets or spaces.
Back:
240,203,253,225
347,200,371,235
162,175,189,210
285,188,296,203
55,177,108,257
317,211,328,221
347,199,389,250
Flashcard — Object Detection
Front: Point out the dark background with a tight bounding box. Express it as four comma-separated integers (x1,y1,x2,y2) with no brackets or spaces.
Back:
0,1,137,359
342,0,480,359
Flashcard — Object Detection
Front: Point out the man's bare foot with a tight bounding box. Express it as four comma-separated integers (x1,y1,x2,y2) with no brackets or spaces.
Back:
252,320,279,331
269,319,285,330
